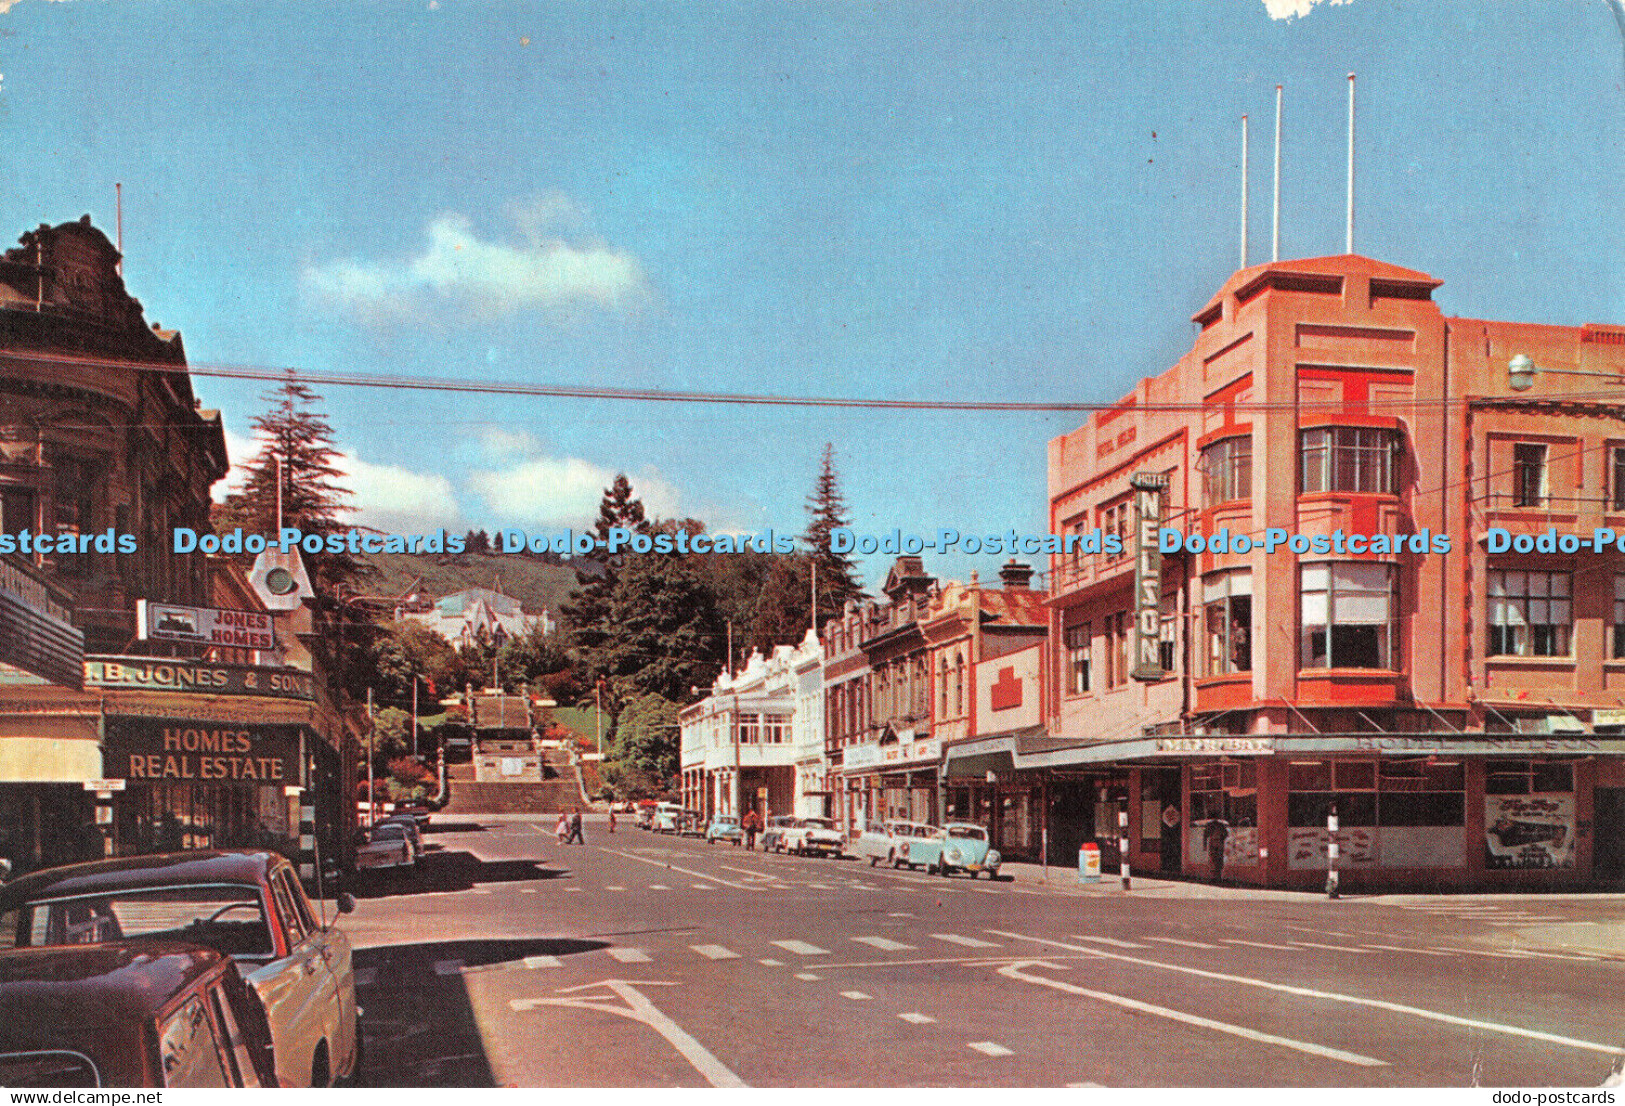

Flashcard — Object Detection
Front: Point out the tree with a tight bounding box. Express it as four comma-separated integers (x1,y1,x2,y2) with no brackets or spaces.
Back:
598,545,723,706
218,370,360,593
358,622,466,707
802,443,864,628
562,474,652,666
603,693,680,796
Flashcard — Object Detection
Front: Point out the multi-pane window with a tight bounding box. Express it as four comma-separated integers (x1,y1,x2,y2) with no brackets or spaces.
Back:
1616,576,1625,660
1613,447,1625,511
1105,612,1130,687
1300,562,1398,670
1485,759,1573,795
1202,570,1252,676
1299,427,1399,494
1201,436,1252,505
1101,499,1130,560
1158,595,1178,674
1065,623,1091,695
1512,443,1548,507
1487,569,1571,657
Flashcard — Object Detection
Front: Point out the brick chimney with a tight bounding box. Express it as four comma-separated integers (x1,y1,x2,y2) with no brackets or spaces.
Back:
999,559,1034,591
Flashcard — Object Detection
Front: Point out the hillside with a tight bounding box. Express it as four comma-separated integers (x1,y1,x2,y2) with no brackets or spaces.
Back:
359,551,582,617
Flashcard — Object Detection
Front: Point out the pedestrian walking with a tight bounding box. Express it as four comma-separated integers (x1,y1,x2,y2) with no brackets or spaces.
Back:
607,807,617,834
567,807,585,845
1204,815,1230,883
555,812,568,844
742,807,760,850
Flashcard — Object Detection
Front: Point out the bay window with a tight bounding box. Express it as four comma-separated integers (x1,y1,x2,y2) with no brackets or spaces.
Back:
1202,569,1252,676
1300,562,1398,670
1300,426,1400,494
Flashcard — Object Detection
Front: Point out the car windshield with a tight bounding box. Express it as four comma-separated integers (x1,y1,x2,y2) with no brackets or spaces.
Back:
11,886,273,958
947,826,988,841
372,824,406,840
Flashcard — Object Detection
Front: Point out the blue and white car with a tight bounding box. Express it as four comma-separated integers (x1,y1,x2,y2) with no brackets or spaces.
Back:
705,815,743,845
899,822,1002,879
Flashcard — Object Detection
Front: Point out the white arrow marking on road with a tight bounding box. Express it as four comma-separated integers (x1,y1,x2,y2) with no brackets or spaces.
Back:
511,980,745,1088
997,962,1386,1067
771,940,830,956
968,1041,1014,1057
898,1012,936,1025
523,955,563,969
1145,937,1219,950
933,934,998,948
606,948,652,964
852,936,916,952
691,944,738,960
988,930,1625,1057
1070,935,1147,950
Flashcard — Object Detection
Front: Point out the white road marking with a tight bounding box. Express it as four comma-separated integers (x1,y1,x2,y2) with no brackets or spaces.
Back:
1428,946,1533,959
523,955,563,969
889,912,914,918
597,847,757,891
1145,937,1218,949
434,959,464,976
933,933,998,948
513,980,746,1088
1291,942,1371,955
1512,948,1597,962
852,936,916,952
1071,934,1148,949
898,1012,936,1025
565,887,583,893
519,888,538,894
691,884,716,890
1221,939,1297,952
691,944,739,960
758,958,784,966
472,889,491,895
968,1041,1014,1057
988,930,1625,1058
772,940,831,956
998,962,1386,1067
841,991,873,1000
795,972,821,981
606,948,652,964
808,883,834,890
1357,944,1454,957
649,885,671,890
605,885,626,892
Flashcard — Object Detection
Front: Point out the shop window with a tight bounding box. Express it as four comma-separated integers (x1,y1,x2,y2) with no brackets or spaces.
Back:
1300,427,1399,495
1188,761,1257,827
1065,623,1091,695
1286,759,1376,827
1487,570,1571,657
1202,570,1252,676
1485,759,1574,795
1200,436,1252,505
1376,760,1465,826
1512,443,1548,507
1300,562,1397,669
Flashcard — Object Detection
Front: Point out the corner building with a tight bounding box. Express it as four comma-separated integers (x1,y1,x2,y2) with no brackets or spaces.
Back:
1047,253,1625,890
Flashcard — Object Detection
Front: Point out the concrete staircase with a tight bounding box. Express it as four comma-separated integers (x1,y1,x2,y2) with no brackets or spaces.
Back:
439,745,589,816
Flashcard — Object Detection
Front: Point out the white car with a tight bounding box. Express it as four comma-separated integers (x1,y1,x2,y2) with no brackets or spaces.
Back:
781,817,846,858
652,802,683,833
853,820,936,868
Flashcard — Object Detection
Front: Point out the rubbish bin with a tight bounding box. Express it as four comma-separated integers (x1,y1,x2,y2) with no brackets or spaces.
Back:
1078,841,1101,883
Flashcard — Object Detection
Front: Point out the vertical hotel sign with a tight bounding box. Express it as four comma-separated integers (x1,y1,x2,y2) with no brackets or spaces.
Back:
1131,471,1169,682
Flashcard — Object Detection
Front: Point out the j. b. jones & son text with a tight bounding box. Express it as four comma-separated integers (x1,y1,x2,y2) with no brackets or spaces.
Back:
125,727,288,782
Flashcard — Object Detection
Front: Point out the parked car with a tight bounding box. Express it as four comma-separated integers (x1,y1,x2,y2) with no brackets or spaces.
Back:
635,802,657,830
759,815,800,854
376,814,423,861
0,942,280,1087
899,822,1002,879
354,821,415,875
652,802,683,834
0,851,360,1087
853,820,935,868
679,810,707,837
391,801,432,829
705,816,742,845
781,817,845,858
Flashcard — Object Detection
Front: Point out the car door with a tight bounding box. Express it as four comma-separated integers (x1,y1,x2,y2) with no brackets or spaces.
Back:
246,871,334,1085
281,867,355,1081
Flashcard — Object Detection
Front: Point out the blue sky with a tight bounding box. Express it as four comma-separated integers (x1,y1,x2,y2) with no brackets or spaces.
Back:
4,0,1623,589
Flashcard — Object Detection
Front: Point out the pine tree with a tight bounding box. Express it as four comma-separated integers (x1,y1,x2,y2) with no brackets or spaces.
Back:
218,370,359,592
802,443,864,627
562,474,652,665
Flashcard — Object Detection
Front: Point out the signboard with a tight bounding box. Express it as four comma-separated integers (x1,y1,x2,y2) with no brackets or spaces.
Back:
1155,737,1273,756
0,556,84,689
105,718,299,784
84,656,315,701
1594,708,1625,728
136,600,275,651
843,737,942,773
1485,794,1574,870
1131,472,1168,682
81,779,127,792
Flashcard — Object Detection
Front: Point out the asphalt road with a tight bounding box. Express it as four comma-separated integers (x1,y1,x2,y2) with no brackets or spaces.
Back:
337,816,1625,1088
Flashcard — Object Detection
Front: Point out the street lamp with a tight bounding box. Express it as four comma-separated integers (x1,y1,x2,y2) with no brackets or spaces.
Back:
1508,353,1625,392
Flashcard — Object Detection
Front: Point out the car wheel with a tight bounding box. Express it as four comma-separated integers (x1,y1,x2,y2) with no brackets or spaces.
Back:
312,1041,331,1088
889,852,899,868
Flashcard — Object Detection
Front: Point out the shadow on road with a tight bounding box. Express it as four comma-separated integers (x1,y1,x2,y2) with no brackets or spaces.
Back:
423,822,488,835
355,937,611,1086
347,850,571,899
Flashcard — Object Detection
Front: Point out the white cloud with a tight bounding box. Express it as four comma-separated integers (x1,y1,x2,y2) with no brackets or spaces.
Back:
1262,0,1353,20
0,0,71,14
477,427,542,462
214,427,260,502
339,451,464,534
303,198,650,323
468,457,681,529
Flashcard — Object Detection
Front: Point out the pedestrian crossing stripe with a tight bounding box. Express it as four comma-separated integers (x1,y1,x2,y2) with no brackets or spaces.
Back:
968,1042,1013,1057
691,944,739,960
933,933,998,948
606,948,651,963
772,939,831,955
851,936,916,952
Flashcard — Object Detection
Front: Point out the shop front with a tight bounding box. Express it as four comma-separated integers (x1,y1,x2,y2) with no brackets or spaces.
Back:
843,732,940,829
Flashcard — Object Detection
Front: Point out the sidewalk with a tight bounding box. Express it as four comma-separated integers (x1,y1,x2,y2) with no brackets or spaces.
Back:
996,859,1334,902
